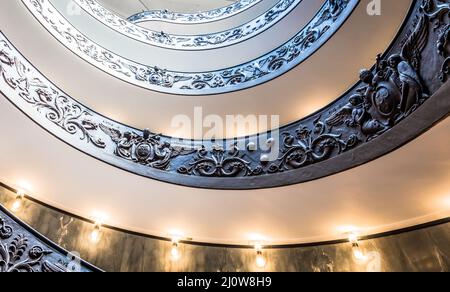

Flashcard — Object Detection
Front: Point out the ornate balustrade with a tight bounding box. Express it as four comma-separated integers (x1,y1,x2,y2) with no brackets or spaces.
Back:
0,204,99,272
74,0,301,50
22,0,357,94
127,0,262,24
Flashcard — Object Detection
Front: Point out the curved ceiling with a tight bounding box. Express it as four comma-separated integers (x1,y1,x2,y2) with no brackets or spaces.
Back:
0,0,413,139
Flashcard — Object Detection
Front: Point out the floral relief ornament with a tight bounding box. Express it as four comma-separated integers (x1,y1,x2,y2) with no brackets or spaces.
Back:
0,217,67,272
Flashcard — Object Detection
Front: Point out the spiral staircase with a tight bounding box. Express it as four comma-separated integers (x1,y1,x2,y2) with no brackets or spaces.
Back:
0,0,449,272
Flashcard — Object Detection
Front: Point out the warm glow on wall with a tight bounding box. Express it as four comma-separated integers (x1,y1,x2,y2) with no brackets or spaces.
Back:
353,246,368,262
171,240,181,262
10,189,25,212
90,224,101,244
89,213,107,244
337,225,360,235
442,196,450,208
169,231,184,262
247,233,268,242
16,180,33,193
348,232,359,245
254,244,267,269
344,230,369,262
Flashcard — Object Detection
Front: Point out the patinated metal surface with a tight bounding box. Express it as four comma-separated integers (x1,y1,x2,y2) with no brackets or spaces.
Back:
0,204,99,272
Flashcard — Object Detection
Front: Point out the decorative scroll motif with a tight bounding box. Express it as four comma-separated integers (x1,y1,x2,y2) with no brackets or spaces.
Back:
127,0,261,24
99,126,193,170
1,0,449,188
75,0,301,50
422,0,450,81
0,218,13,239
22,0,357,95
179,2,437,177
0,41,106,149
177,145,263,177
0,217,67,272
267,118,360,173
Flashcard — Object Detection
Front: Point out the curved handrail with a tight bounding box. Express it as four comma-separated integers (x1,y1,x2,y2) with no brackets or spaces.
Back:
0,203,100,272
2,0,449,189
22,0,358,95
74,0,302,51
127,0,261,25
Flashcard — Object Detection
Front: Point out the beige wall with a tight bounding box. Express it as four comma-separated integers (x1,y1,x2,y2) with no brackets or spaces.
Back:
1,186,449,272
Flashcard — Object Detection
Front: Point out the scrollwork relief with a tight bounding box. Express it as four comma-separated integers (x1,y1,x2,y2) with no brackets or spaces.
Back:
0,218,13,239
325,12,429,140
0,41,105,148
267,118,360,173
74,0,301,50
181,1,439,177
177,145,263,177
0,215,80,272
422,0,450,81
100,126,193,171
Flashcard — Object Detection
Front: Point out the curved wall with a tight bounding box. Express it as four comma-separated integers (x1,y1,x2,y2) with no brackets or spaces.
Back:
1,187,449,272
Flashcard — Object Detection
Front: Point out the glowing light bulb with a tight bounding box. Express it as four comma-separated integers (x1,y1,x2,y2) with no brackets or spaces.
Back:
346,232,368,262
353,247,368,262
171,242,181,262
348,232,359,245
11,199,22,212
90,218,103,244
11,189,25,212
90,226,101,243
170,237,182,262
254,243,267,269
256,251,267,268
169,230,183,262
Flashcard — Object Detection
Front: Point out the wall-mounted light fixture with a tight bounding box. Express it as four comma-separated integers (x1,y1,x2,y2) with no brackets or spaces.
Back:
90,218,103,244
348,232,367,261
171,236,181,262
255,243,267,269
11,189,26,212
